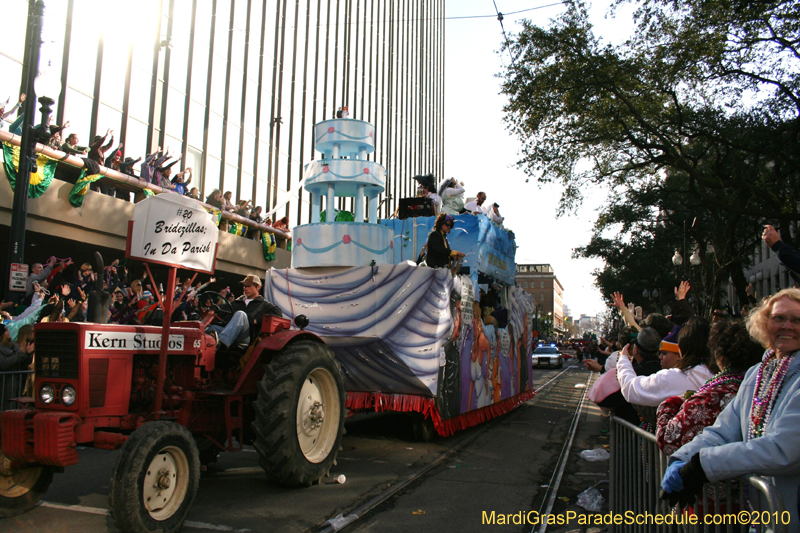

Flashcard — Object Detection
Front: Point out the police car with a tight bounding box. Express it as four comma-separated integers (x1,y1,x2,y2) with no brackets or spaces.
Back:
532,343,564,369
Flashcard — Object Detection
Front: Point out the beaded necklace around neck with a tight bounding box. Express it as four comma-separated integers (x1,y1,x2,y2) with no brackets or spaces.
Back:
748,351,795,440
699,369,745,394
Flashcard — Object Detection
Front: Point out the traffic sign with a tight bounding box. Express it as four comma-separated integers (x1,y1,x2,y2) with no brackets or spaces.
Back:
9,263,28,292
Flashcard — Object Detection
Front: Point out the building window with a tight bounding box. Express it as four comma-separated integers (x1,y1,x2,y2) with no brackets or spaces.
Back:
523,281,528,288
540,293,544,301
540,281,544,289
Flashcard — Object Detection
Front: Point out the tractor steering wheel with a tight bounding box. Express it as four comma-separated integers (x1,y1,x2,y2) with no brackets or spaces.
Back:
197,291,235,324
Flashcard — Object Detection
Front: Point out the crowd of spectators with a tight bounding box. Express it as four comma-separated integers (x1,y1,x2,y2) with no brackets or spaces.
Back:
1,94,282,244
583,270,800,528
0,253,230,374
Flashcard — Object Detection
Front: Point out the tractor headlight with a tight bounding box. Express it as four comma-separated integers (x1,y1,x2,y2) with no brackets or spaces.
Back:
61,386,77,406
40,384,55,404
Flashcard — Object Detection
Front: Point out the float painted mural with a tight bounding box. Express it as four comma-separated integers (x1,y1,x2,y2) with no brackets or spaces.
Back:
264,264,536,436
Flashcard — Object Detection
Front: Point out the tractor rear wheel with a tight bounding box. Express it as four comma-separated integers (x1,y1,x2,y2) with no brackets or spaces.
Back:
109,421,200,533
252,339,345,487
0,451,54,518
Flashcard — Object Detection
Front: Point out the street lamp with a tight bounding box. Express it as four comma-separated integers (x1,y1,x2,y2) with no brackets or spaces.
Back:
33,61,62,133
672,218,701,281
643,288,663,314
4,0,60,302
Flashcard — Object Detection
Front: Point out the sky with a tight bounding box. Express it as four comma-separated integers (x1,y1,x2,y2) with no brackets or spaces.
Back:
443,0,636,319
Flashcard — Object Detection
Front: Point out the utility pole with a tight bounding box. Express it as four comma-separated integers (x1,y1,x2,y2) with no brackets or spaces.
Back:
5,0,59,302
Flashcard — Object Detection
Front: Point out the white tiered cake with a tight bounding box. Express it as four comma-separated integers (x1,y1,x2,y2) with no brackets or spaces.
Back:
292,117,393,268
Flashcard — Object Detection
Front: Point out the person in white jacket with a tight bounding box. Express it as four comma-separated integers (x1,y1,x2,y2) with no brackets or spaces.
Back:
438,178,466,215
616,317,713,407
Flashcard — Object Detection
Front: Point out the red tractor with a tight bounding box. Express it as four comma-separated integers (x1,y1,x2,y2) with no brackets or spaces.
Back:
0,311,345,532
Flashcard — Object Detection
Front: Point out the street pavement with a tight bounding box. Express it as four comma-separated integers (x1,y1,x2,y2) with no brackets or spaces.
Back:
3,361,608,533
352,361,609,533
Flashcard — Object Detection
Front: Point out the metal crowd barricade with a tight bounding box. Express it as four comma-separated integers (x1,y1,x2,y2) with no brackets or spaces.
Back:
609,415,788,533
0,370,33,412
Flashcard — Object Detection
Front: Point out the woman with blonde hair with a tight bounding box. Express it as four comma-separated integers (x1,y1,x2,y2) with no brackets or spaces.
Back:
661,289,800,532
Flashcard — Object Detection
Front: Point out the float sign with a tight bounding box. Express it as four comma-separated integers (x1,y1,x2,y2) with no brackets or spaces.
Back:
127,194,218,273
9,263,28,292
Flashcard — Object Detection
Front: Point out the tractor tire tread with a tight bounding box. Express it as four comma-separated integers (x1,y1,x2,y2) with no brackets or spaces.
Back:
109,421,200,533
251,339,345,488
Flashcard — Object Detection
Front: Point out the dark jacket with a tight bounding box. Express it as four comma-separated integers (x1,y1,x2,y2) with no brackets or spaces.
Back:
88,134,114,166
425,230,451,268
230,295,282,339
771,240,800,275
670,299,695,326
0,342,29,371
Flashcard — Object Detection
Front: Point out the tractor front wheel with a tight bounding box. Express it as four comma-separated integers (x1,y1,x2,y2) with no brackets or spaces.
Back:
0,451,54,518
252,339,345,487
109,421,200,533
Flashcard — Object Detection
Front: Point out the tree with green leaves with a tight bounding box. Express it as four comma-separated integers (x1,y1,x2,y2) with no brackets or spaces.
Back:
501,0,800,308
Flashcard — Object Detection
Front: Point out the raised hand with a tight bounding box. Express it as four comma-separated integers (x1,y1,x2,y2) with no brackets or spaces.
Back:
762,224,780,247
674,281,691,300
611,291,625,309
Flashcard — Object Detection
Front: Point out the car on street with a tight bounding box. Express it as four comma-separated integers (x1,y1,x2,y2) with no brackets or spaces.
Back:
532,343,564,369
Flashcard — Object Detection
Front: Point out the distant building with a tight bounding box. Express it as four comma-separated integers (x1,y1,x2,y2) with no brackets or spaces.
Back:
578,314,597,335
515,264,564,330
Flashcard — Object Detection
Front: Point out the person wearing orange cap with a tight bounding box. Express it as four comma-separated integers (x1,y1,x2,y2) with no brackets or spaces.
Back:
659,325,682,369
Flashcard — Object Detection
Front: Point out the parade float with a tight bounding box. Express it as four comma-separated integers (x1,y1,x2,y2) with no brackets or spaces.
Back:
264,115,537,436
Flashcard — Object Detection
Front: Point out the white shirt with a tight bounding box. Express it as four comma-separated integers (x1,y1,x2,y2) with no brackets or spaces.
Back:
426,192,441,215
464,200,487,215
616,355,713,407
604,351,619,372
487,207,504,225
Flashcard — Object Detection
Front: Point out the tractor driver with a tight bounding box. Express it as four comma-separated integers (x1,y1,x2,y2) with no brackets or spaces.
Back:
207,275,282,356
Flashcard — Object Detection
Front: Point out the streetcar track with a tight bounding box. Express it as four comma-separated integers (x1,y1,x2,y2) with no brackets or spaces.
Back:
531,370,593,533
318,361,581,533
